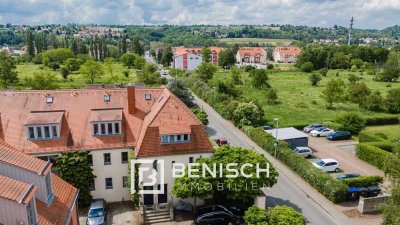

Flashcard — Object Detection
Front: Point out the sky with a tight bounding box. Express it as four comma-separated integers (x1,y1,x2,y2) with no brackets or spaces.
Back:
0,0,399,29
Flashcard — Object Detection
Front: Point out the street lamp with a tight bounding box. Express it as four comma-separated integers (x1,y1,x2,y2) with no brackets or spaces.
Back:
274,118,280,158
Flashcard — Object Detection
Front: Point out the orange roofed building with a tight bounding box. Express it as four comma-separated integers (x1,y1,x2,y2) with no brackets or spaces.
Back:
173,47,223,72
0,85,213,212
273,47,302,63
0,140,79,225
236,48,267,64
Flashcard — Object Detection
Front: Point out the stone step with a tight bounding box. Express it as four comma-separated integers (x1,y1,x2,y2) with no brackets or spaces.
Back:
143,217,172,225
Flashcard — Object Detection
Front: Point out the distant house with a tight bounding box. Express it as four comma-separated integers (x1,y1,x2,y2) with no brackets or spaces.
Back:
236,48,267,64
273,47,302,63
173,47,223,72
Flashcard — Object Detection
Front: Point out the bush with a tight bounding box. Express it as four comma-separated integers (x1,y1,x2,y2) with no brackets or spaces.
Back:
59,67,69,79
385,88,400,113
319,68,328,77
269,206,305,225
366,141,396,152
300,62,314,73
243,126,348,203
355,144,391,170
244,205,270,225
335,112,365,134
322,121,344,131
267,64,274,70
192,108,208,125
309,73,322,86
265,88,278,104
358,130,386,143
342,175,384,187
364,115,400,126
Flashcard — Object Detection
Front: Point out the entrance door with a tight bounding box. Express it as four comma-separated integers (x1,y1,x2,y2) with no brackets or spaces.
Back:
158,184,168,204
143,186,154,206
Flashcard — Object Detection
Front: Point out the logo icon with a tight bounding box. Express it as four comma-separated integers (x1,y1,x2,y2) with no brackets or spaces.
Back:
131,159,165,194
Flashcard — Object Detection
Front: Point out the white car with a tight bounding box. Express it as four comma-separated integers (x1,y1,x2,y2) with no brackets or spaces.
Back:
293,147,313,158
310,127,334,137
312,159,340,172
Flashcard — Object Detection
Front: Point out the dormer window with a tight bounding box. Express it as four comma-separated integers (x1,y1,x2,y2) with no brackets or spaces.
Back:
90,109,123,136
145,94,152,100
104,94,110,102
160,134,191,144
25,111,63,141
26,125,60,140
92,121,121,136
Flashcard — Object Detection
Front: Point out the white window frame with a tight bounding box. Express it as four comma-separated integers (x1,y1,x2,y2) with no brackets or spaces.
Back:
92,121,122,136
160,133,191,144
26,124,60,140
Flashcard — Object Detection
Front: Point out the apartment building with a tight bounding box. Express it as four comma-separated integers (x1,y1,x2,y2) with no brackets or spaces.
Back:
236,48,267,64
273,47,302,63
173,47,223,72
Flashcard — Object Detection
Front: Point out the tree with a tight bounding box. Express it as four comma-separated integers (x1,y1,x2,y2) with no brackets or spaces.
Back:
319,68,328,76
192,108,209,125
244,205,269,225
208,146,278,202
26,30,35,58
232,101,262,127
348,82,371,105
348,74,361,83
202,47,211,63
231,66,241,85
120,53,136,67
335,112,365,134
160,46,173,67
27,72,59,90
385,88,400,113
64,58,82,72
300,62,314,72
377,52,400,82
132,36,144,55
59,67,69,79
121,35,127,54
167,79,196,108
50,33,58,49
80,60,105,84
0,52,18,86
196,62,217,81
137,64,164,85
104,57,115,79
218,49,235,68
172,157,212,212
269,206,305,225
133,56,146,70
250,69,270,89
321,79,345,109
309,73,322,86
42,48,74,66
382,144,400,225
56,151,96,207
362,91,383,112
265,88,278,104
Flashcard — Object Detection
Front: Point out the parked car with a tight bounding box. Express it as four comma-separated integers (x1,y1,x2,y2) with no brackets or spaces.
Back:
336,173,360,180
86,199,107,225
310,127,334,137
162,71,168,76
194,205,243,225
303,124,324,133
326,131,352,141
293,147,313,158
216,138,229,147
174,199,193,213
262,125,273,131
312,159,340,172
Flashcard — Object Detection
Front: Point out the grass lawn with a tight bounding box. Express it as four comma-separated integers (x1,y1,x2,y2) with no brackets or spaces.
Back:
15,63,137,89
217,38,293,46
210,69,400,127
364,125,400,141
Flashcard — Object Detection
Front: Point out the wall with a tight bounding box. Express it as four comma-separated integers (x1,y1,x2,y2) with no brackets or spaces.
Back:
358,195,389,214
0,198,28,225
89,148,131,203
187,53,202,72
174,55,184,70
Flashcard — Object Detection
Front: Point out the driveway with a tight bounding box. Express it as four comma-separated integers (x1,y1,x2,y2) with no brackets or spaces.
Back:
307,136,384,176
79,202,140,225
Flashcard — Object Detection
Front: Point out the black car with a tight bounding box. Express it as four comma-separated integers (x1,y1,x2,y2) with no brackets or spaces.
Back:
194,205,243,225
326,131,352,141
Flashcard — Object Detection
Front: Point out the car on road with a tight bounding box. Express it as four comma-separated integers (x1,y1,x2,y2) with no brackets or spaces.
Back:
336,173,360,180
86,199,107,225
312,159,340,172
310,127,334,137
194,205,243,225
216,138,229,147
326,131,352,141
293,147,313,158
303,124,324,133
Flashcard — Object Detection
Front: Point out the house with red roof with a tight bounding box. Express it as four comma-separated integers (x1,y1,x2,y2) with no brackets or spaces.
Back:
0,85,213,221
273,47,302,63
173,47,223,72
236,48,267,64
0,140,79,225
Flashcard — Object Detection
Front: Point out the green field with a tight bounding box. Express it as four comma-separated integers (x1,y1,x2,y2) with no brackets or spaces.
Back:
15,63,137,89
217,38,293,46
364,125,400,141
210,69,400,127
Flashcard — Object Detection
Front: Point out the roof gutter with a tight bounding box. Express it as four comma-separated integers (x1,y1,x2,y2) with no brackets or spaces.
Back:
18,183,34,204
38,160,51,175
64,189,79,225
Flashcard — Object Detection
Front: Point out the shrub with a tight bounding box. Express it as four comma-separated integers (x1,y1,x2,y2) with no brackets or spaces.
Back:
301,62,314,73
319,68,328,77
365,114,400,126
59,67,69,79
265,88,278,104
269,206,305,225
191,108,209,125
335,112,365,134
244,205,270,225
355,144,391,170
322,121,344,131
309,73,322,86
342,175,384,187
267,64,274,70
243,126,348,203
358,131,386,143
367,141,396,152
385,88,400,113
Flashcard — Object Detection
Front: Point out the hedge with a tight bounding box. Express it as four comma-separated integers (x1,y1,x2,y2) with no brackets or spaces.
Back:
243,126,348,203
323,121,344,131
342,175,384,187
365,115,400,126
358,131,386,143
366,141,396,152
355,144,391,170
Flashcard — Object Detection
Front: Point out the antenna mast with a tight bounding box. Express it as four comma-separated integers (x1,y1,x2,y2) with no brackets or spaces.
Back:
348,17,354,45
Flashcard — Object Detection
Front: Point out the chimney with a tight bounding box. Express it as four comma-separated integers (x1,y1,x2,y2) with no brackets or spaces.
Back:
127,86,136,114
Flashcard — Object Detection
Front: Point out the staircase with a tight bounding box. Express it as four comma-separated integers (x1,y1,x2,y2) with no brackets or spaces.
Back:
143,209,172,224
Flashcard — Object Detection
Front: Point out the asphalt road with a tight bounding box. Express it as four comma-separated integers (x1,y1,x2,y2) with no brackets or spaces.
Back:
151,57,354,225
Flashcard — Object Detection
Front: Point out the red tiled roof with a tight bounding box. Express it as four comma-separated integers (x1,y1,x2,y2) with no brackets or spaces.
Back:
25,111,64,125
90,109,123,122
0,140,51,175
275,47,302,56
173,47,223,56
237,48,265,57
0,175,37,204
36,174,78,225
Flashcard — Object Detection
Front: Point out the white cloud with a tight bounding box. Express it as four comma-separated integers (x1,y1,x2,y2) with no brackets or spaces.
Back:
0,0,398,28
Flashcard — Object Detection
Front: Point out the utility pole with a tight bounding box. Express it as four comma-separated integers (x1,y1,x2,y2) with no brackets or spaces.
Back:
348,17,354,46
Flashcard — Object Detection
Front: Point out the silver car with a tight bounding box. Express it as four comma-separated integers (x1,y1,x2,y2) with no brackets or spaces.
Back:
293,147,313,158
87,199,107,225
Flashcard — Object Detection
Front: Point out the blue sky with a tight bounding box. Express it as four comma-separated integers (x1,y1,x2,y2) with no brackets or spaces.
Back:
0,0,399,29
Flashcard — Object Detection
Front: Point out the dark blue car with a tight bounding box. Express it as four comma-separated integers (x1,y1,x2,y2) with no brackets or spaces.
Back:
336,173,360,180
326,131,352,141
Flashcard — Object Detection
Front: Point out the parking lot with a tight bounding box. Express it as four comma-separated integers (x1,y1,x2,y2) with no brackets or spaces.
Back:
306,135,384,177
